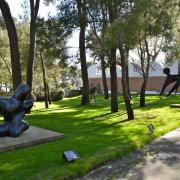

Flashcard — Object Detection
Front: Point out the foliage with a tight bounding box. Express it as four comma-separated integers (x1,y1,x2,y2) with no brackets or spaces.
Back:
33,87,64,101
0,95,180,179
57,0,78,30
0,19,12,89
163,12,180,62
66,89,82,97
32,17,81,100
17,20,30,80
0,18,31,89
36,17,70,61
51,89,64,101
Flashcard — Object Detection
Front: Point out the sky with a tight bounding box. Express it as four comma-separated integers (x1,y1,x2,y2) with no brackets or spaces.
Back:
6,0,80,60
6,0,57,18
5,0,166,65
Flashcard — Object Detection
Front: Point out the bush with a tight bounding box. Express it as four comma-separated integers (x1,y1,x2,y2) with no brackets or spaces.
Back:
66,89,82,98
33,89,64,102
51,90,64,101
33,90,45,101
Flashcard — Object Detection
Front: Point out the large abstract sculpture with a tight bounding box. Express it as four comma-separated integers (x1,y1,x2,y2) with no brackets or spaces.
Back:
160,68,180,96
0,84,33,138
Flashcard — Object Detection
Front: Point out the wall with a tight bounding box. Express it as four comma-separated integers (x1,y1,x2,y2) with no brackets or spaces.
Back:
88,61,180,93
89,76,179,93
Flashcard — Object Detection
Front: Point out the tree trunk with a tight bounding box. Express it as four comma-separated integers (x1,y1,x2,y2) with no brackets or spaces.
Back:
125,63,131,99
125,48,131,99
100,55,109,99
5,84,7,92
1,56,11,76
40,52,48,109
119,42,134,120
26,0,40,99
107,3,118,112
139,38,150,107
79,27,90,105
77,0,90,105
26,21,36,99
110,48,118,112
0,0,21,91
140,78,148,107
46,84,52,105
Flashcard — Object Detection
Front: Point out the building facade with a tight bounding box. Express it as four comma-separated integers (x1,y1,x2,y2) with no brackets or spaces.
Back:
88,60,179,94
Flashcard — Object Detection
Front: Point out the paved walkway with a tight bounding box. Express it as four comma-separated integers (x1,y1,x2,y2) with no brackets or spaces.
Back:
82,128,180,180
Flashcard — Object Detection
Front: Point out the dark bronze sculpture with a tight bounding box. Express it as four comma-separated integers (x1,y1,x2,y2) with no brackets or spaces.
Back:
160,68,180,96
0,84,33,138
89,84,97,102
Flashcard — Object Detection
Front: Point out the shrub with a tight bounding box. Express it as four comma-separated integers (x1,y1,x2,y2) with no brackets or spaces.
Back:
66,89,82,98
51,90,64,101
33,89,64,102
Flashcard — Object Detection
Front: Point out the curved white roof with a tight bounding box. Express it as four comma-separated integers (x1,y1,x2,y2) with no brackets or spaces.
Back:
88,60,179,78
165,60,179,75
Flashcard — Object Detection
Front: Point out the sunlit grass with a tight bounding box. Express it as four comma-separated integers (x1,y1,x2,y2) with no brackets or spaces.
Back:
0,95,179,179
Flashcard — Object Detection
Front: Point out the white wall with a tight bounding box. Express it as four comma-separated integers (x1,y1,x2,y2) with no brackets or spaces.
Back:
88,64,122,78
88,61,179,78
128,62,165,77
149,62,165,77
165,60,179,75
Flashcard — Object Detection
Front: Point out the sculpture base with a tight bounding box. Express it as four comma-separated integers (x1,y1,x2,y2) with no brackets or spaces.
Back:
0,126,64,153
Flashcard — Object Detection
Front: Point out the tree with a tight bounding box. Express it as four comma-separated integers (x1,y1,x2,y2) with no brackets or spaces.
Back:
86,4,109,100
100,55,109,99
77,0,90,105
104,0,137,118
106,1,118,112
163,8,180,65
18,20,30,81
0,0,21,90
86,31,109,100
118,41,134,120
58,0,90,105
26,0,40,99
131,0,179,107
131,37,164,107
36,17,70,107
0,26,12,90
39,51,49,108
88,0,118,112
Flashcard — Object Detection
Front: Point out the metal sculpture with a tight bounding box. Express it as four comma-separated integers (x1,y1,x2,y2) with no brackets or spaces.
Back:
0,84,33,138
89,85,97,102
160,68,180,96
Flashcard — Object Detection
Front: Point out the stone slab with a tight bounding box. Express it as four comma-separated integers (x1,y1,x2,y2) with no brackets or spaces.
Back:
170,104,180,108
0,126,64,153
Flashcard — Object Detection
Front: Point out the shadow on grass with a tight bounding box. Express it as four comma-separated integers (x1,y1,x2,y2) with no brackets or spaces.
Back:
132,95,180,110
116,129,180,179
0,95,179,179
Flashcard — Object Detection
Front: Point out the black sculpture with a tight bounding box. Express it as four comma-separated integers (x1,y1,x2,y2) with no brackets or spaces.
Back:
160,68,180,96
0,84,33,138
89,84,97,102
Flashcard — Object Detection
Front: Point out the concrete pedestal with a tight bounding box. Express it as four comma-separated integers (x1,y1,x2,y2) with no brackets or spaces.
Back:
0,126,64,153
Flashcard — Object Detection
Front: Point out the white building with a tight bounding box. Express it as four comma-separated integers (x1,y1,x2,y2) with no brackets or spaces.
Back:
88,60,179,93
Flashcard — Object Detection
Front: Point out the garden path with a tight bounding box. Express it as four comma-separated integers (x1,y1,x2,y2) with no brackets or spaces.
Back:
82,128,180,180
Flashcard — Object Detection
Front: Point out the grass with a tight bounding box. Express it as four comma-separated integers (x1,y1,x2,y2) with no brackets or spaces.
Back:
0,95,180,179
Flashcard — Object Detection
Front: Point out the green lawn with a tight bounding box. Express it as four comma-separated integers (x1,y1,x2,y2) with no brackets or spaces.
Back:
0,95,180,179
